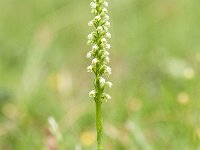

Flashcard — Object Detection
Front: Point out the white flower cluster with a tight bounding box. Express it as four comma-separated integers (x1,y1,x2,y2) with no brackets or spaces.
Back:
87,0,112,102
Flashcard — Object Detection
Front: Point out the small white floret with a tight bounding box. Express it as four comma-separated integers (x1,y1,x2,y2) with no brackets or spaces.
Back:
87,65,93,72
105,94,111,99
103,93,111,101
87,33,93,40
106,32,111,38
91,9,97,14
106,44,111,49
104,2,109,7
87,40,92,45
102,8,108,13
105,56,110,63
99,77,106,86
88,21,93,27
105,15,110,20
101,38,107,43
86,51,92,59
92,58,98,64
104,26,108,31
106,82,112,88
89,90,96,98
94,15,101,21
105,66,112,75
92,44,98,50
97,26,103,32
105,21,110,27
90,2,97,9
104,51,109,56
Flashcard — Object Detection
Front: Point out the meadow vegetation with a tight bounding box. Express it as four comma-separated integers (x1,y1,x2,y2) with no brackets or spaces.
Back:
0,0,200,149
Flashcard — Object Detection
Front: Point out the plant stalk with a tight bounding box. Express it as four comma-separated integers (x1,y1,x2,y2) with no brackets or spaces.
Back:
96,98,103,150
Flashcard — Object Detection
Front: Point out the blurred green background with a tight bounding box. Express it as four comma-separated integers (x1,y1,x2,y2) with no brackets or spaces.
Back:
0,0,200,149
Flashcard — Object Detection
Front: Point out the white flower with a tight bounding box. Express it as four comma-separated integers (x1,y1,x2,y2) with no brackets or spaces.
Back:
90,2,97,9
91,9,97,14
104,51,109,56
104,26,108,31
97,26,103,32
104,2,109,7
106,32,111,38
105,21,110,27
106,82,112,88
102,8,108,13
102,93,111,101
87,40,92,45
88,21,93,26
101,38,107,43
87,65,93,72
94,15,101,21
92,58,98,64
99,77,106,86
92,44,98,50
86,0,112,101
87,33,93,40
105,94,111,100
105,56,110,63
89,90,96,98
105,66,112,75
106,44,111,49
86,51,92,58
104,15,110,20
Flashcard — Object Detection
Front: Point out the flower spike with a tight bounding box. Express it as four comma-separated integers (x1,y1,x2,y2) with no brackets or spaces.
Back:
86,1,112,149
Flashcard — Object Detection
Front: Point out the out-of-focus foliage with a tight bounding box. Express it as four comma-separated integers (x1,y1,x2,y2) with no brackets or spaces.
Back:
0,0,200,149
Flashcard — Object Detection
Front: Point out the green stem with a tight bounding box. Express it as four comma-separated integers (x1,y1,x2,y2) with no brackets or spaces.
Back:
96,97,103,150
95,1,104,149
